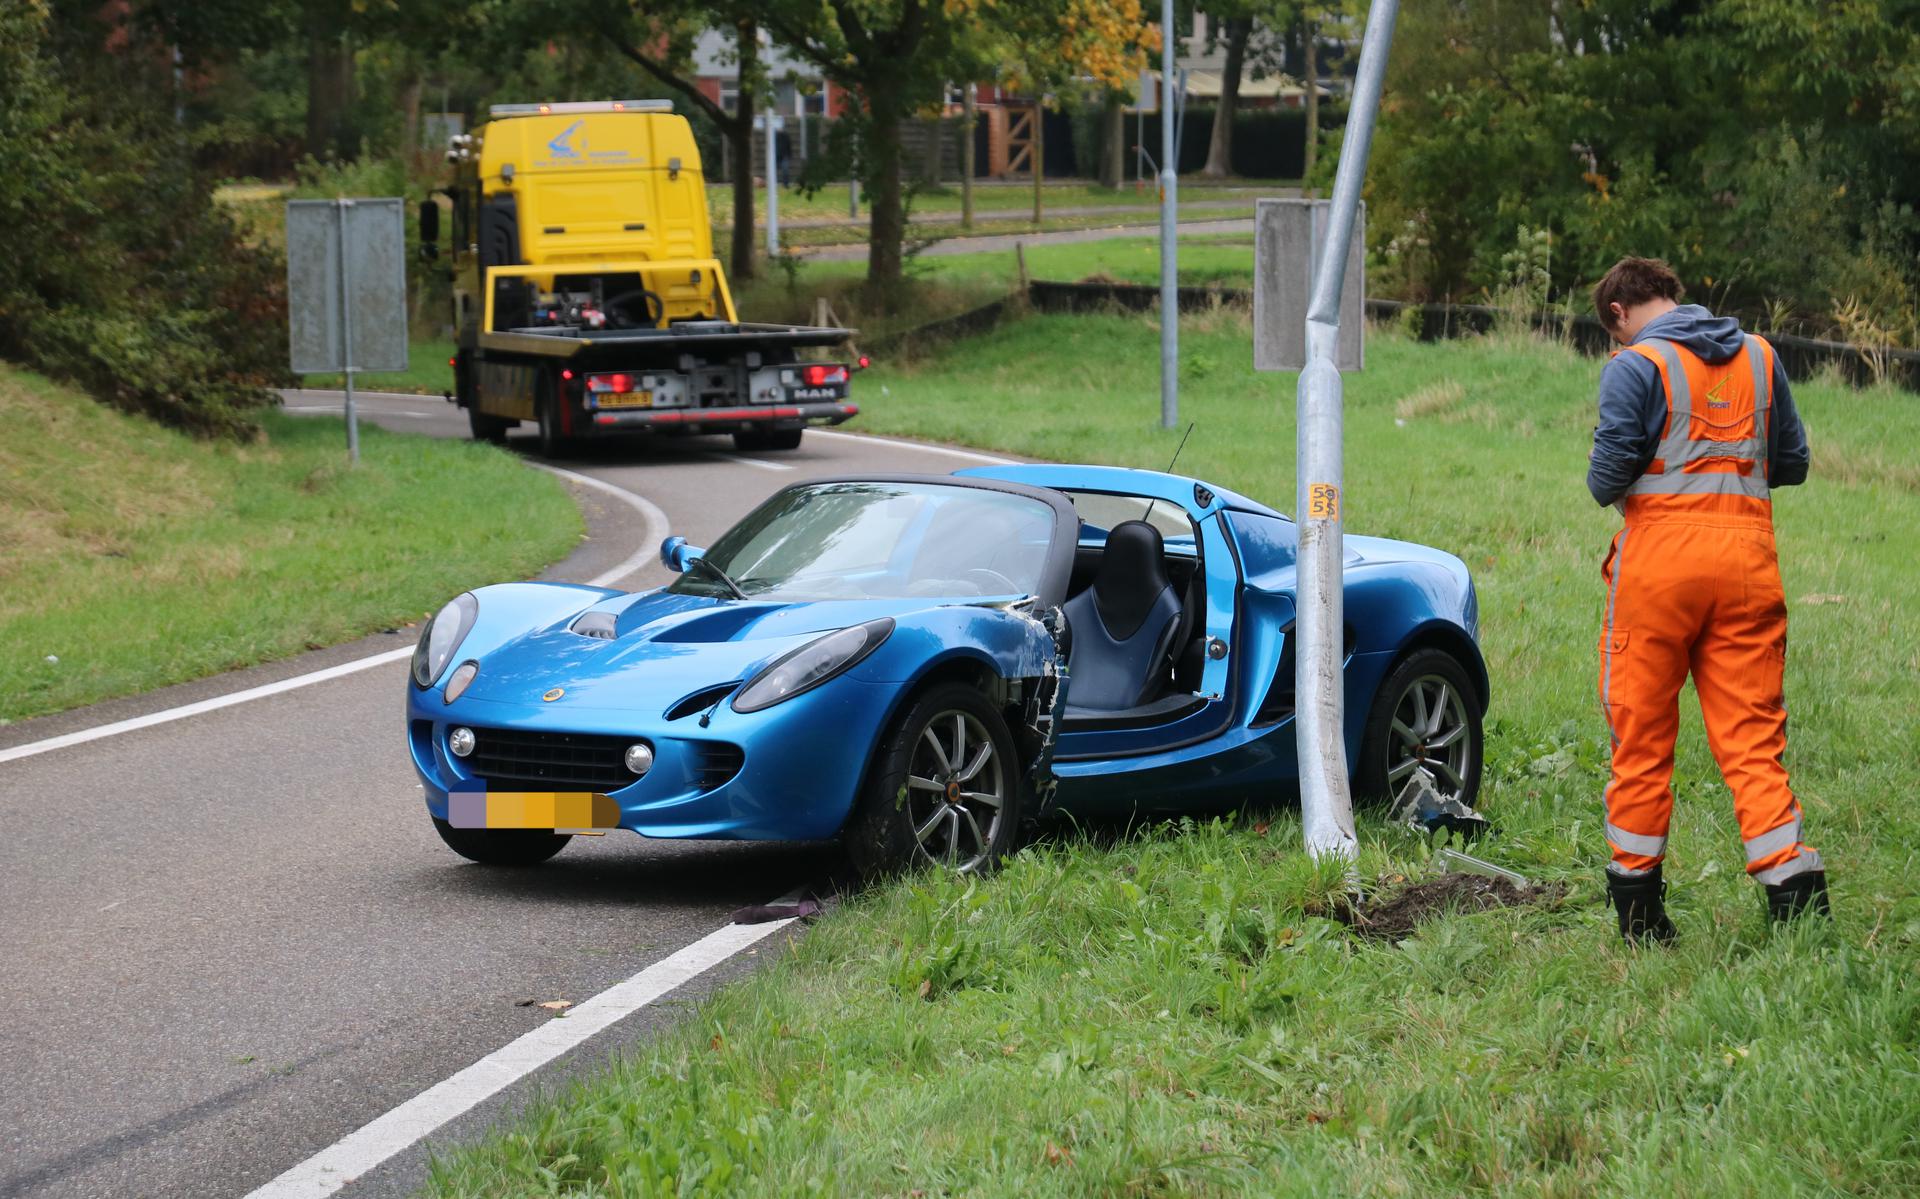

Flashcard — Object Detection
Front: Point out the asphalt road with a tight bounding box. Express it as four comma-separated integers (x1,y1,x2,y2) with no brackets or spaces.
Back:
0,394,1012,1199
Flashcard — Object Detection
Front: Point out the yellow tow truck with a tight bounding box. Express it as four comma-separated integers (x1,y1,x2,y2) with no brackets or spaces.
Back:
421,100,860,454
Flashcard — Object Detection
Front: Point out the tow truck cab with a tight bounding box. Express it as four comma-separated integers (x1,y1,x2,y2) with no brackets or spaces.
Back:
429,100,859,452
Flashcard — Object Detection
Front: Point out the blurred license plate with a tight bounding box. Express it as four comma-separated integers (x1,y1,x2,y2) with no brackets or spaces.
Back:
597,391,652,409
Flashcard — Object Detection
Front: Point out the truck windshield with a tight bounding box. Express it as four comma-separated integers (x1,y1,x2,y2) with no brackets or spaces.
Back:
671,482,1056,601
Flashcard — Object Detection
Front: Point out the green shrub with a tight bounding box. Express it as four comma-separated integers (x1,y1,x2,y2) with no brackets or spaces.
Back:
0,1,289,438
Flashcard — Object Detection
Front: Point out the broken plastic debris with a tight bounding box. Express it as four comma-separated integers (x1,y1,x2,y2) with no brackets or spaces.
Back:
730,898,822,925
1433,847,1529,887
1386,773,1491,839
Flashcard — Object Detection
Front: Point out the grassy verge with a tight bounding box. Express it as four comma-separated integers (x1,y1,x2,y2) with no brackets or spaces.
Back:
0,364,582,722
708,179,1280,223
301,337,457,396
425,314,1918,1194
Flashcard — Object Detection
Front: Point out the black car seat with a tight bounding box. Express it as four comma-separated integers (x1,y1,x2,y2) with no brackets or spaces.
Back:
1062,521,1184,711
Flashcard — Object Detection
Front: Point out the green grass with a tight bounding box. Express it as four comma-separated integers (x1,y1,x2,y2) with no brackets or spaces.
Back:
0,364,582,722
301,336,457,396
708,179,1279,224
423,313,1920,1195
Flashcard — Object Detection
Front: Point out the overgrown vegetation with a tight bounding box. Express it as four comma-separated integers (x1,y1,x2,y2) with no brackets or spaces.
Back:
0,364,581,722
0,1,289,437
1368,0,1920,342
424,315,1918,1194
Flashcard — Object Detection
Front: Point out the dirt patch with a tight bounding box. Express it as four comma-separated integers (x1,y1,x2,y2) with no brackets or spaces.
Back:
1329,873,1568,941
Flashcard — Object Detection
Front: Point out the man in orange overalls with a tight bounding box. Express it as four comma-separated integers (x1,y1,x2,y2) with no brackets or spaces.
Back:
1587,257,1827,944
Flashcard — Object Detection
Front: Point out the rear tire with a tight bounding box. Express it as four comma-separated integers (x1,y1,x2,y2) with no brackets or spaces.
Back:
844,683,1026,880
1354,647,1483,811
536,392,568,458
763,428,803,451
732,430,768,452
432,818,571,866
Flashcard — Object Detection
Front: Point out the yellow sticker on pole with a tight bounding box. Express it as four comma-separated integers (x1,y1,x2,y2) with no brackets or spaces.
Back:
1307,483,1341,520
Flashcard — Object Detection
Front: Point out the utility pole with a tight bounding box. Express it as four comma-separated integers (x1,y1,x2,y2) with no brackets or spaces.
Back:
961,84,976,230
1294,0,1399,864
1158,0,1178,429
764,111,780,258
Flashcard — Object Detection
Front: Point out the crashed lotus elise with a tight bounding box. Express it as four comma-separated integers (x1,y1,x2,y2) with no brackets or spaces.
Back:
404,466,1487,874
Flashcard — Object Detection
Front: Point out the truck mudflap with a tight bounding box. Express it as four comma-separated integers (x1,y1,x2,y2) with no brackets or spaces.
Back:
585,401,858,431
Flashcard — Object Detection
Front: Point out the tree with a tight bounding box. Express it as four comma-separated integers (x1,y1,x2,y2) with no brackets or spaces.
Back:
593,8,763,282
763,0,1158,292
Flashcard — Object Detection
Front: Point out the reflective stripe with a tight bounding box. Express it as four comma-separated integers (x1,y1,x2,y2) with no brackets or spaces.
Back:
1607,821,1668,858
1629,470,1771,497
1744,817,1802,863
1675,438,1763,463
1754,848,1824,886
1642,339,1694,464
1606,863,1659,879
1747,334,1772,470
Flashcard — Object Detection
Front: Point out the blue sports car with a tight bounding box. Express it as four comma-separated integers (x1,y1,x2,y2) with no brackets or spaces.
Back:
405,465,1486,874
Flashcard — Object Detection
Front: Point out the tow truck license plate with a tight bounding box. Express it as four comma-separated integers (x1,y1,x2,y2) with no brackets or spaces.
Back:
596,391,653,409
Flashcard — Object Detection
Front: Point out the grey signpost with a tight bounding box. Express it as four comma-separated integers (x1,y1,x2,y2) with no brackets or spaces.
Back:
763,113,781,257
286,198,408,465
1252,0,1399,864
1158,0,1179,430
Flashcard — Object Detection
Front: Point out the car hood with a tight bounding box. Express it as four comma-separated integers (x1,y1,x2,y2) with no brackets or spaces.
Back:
456,590,961,712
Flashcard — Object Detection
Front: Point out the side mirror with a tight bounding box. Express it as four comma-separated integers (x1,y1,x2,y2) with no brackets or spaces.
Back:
418,198,440,248
659,536,705,573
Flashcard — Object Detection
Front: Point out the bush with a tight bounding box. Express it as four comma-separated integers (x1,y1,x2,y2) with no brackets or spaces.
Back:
0,1,289,438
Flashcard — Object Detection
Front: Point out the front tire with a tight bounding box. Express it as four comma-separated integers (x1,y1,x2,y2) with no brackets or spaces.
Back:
1354,647,1483,811
432,818,571,866
845,683,1026,879
468,407,511,444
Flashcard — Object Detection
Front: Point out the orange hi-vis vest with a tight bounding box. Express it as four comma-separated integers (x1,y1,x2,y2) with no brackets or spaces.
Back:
1617,334,1776,528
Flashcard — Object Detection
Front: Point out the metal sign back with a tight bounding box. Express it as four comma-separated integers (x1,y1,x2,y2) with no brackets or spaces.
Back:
286,198,409,374
1254,198,1365,372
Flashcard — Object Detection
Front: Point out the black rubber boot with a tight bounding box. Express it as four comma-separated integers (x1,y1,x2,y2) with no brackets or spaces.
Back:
1606,866,1677,946
1764,870,1831,923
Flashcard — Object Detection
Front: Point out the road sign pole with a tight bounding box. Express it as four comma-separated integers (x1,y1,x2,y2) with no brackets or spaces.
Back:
335,198,360,466
1158,0,1178,430
765,114,780,258
1295,0,1398,864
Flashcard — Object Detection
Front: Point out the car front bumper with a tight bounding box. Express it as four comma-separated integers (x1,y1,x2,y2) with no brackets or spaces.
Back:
405,676,896,841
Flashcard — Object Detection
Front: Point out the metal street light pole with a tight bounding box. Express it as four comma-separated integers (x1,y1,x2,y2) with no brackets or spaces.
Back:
1158,0,1178,429
1295,0,1398,863
764,112,780,259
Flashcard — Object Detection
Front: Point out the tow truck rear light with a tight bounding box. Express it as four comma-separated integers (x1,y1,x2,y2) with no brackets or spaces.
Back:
587,372,636,394
856,355,872,370
801,365,849,387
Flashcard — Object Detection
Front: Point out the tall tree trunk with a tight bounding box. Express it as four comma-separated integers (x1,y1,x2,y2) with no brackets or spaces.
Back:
960,84,976,229
305,8,351,160
1202,17,1251,178
728,20,759,281
1031,103,1043,223
1303,21,1319,185
865,105,906,294
1099,89,1124,189
398,72,424,168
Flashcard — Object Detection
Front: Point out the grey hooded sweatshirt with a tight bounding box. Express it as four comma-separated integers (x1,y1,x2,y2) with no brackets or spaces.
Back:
1586,304,1810,506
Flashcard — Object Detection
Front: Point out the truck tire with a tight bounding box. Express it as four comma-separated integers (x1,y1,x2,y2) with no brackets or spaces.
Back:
731,430,767,452
536,393,568,458
468,407,510,445
764,428,804,451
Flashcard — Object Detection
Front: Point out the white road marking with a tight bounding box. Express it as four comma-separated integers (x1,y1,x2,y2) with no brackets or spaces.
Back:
285,406,435,419
809,427,1017,466
713,452,793,472
0,467,666,767
242,915,798,1199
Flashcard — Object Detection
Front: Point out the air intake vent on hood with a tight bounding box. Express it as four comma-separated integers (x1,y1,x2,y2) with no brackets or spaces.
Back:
664,684,738,721
572,611,617,640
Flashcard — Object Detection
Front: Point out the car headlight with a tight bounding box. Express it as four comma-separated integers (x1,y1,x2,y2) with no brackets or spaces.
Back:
412,593,479,688
732,618,893,713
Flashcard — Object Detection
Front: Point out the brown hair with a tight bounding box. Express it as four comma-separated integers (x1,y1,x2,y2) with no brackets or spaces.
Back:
1592,257,1683,327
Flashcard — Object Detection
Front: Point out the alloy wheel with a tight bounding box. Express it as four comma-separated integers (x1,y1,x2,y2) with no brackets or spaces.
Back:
1386,673,1473,809
903,710,1005,871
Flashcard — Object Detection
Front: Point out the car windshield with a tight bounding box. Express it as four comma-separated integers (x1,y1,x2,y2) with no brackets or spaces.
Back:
670,481,1058,602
